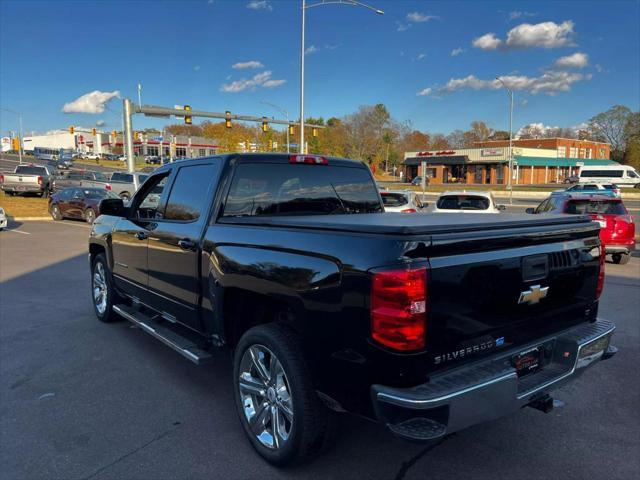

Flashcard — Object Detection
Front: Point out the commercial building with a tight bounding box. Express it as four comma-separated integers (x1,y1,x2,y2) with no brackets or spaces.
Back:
404,140,617,186
22,130,219,158
475,138,611,160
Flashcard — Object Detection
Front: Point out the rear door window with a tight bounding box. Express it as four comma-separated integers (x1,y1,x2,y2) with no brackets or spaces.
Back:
222,163,382,217
163,165,217,222
381,192,409,207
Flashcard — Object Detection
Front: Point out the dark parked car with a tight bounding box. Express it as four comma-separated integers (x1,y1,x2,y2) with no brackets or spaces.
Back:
527,194,636,264
49,187,119,224
88,154,615,466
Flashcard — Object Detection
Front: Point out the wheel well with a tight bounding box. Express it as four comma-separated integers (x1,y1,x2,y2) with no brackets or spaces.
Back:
89,243,105,265
222,288,298,348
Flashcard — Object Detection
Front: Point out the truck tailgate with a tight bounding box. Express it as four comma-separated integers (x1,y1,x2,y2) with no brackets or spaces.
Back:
424,219,602,370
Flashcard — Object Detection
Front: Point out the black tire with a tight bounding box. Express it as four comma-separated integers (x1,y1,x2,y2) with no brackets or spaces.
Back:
612,253,630,265
50,204,62,221
41,188,49,198
91,253,121,323
85,208,96,224
233,323,331,466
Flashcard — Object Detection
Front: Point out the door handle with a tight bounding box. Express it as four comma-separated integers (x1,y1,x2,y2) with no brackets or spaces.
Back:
178,239,196,251
135,231,148,240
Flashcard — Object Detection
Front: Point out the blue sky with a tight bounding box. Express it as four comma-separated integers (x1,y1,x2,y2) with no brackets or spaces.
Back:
1,0,638,137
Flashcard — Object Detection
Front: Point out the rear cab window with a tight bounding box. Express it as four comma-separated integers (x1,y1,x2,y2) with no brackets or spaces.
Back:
222,162,382,217
15,166,46,175
111,173,133,183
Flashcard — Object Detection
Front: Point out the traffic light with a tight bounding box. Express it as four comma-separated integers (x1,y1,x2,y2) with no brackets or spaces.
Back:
262,117,269,132
225,111,232,129
69,126,75,135
92,128,97,136
184,105,192,125
312,127,318,137
133,132,140,141
288,125,295,136
268,139,273,150
112,130,117,139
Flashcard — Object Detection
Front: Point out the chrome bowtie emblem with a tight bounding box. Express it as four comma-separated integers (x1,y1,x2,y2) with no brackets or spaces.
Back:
518,285,549,305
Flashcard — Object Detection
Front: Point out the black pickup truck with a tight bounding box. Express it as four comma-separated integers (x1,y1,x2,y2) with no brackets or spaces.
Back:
89,154,616,466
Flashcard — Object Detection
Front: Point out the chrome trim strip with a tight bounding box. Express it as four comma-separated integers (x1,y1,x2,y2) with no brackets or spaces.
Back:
377,372,518,407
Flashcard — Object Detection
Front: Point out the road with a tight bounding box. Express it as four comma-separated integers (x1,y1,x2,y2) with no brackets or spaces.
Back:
1,220,638,480
0,152,121,175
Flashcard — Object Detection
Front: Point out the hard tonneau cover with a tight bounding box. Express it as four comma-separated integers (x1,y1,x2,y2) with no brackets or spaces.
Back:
220,212,595,235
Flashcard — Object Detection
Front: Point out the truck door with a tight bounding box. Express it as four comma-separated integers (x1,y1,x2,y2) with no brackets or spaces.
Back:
110,173,170,303
147,161,220,331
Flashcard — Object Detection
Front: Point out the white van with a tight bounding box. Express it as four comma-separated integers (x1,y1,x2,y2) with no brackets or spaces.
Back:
578,165,640,188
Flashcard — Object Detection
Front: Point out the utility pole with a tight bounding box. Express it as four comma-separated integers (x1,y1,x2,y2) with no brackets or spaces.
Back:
497,77,514,205
123,98,135,173
299,0,306,154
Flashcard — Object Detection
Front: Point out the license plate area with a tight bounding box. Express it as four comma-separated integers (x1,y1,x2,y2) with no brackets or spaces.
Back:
512,346,542,377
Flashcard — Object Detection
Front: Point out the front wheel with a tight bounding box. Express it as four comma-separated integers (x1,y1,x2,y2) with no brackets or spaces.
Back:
91,253,120,322
233,324,332,466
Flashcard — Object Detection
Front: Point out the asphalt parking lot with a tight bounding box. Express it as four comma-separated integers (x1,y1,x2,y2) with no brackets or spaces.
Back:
1,220,639,480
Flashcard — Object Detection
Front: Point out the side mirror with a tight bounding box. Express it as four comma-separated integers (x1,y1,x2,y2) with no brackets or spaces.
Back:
525,208,535,214
497,204,506,211
99,198,126,217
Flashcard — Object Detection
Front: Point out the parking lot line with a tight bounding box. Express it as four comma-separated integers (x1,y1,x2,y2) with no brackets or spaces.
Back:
47,221,91,230
3,228,30,235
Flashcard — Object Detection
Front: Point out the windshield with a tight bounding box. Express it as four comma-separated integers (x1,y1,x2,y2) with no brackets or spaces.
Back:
15,166,46,175
223,162,382,217
381,192,409,207
436,195,490,210
83,189,119,200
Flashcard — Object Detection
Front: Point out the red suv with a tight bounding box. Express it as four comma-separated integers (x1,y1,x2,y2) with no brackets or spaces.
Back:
528,194,636,264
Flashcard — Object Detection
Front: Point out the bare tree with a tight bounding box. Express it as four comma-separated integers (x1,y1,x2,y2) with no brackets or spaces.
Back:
588,105,633,160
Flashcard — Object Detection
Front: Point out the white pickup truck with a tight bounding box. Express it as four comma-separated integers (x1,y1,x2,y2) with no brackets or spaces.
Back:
0,164,55,197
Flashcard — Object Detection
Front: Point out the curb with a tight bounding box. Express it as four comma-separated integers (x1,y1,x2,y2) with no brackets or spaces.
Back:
9,216,52,221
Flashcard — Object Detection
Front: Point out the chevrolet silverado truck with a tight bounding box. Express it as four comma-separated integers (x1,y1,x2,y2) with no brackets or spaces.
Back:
0,164,55,197
88,154,616,466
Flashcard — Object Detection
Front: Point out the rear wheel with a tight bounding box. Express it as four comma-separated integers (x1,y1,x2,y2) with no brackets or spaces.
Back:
50,204,62,221
612,253,630,265
85,209,96,224
233,323,332,466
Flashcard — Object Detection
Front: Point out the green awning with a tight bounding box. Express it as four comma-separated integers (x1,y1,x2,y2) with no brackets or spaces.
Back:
514,157,619,167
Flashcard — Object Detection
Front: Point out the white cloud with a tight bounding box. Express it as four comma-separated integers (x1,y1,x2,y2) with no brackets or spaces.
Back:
232,60,264,69
416,87,433,96
96,120,106,126
62,90,121,114
247,1,272,11
553,52,588,69
440,71,590,96
473,20,576,50
508,11,536,22
516,122,558,138
417,53,426,60
472,33,502,50
193,65,201,71
396,21,411,32
406,12,439,23
451,47,465,56
305,45,318,55
220,70,285,93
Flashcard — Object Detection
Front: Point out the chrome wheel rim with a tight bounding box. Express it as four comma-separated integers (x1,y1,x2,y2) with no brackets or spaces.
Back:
92,262,108,315
238,345,293,450
52,206,59,219
87,211,95,223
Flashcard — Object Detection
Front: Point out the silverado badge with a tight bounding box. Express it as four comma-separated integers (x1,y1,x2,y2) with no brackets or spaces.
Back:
518,285,549,305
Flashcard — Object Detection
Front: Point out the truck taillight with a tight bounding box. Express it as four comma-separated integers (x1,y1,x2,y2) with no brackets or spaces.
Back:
37,176,43,185
596,244,605,300
371,266,427,351
0,174,4,183
400,208,417,213
105,184,112,190
289,154,328,165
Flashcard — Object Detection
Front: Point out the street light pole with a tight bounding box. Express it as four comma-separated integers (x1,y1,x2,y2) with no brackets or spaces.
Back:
1,108,23,164
261,101,290,153
497,77,514,205
300,0,383,155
